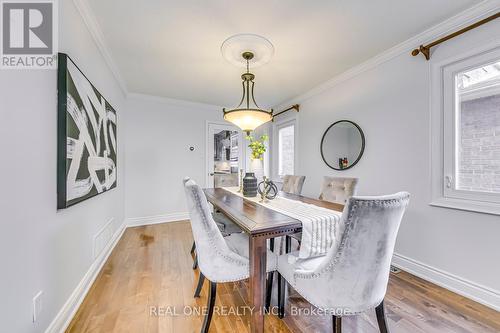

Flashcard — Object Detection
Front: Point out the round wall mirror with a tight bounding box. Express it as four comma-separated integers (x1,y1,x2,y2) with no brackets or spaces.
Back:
320,120,365,170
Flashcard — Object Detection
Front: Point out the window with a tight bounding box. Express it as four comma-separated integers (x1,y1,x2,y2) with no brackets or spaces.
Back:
454,61,500,194
432,45,500,214
272,119,296,179
278,124,295,176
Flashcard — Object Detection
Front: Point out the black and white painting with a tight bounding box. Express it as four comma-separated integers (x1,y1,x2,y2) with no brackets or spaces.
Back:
57,54,117,209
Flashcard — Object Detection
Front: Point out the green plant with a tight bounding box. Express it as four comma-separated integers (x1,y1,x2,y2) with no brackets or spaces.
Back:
246,134,268,160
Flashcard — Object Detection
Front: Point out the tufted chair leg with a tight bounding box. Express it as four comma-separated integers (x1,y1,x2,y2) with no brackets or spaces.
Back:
332,315,342,333
190,241,196,255
265,272,274,312
194,273,205,297
201,281,217,333
375,300,390,333
264,237,276,312
278,237,291,318
277,273,286,318
192,255,198,270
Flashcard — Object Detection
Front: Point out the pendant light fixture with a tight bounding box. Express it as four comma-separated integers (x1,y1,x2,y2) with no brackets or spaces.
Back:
223,51,273,134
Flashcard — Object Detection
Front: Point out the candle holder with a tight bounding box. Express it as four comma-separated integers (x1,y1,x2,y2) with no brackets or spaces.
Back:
238,169,243,193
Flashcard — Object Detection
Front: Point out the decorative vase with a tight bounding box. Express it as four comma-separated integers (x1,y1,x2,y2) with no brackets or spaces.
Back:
250,158,264,183
243,172,258,197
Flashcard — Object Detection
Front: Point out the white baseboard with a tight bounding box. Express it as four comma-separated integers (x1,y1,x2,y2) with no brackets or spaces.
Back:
392,253,500,311
45,221,127,333
126,212,189,227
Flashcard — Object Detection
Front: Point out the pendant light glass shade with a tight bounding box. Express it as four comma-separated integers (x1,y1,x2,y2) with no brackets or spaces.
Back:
223,109,273,132
223,51,273,133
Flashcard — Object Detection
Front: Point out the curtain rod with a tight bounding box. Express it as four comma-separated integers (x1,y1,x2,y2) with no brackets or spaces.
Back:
272,104,299,120
411,12,499,60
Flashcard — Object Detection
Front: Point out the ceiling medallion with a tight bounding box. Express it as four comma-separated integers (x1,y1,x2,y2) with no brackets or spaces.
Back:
221,33,274,68
221,34,274,133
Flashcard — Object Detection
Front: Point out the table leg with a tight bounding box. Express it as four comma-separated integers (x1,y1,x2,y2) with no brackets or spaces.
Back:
249,235,267,333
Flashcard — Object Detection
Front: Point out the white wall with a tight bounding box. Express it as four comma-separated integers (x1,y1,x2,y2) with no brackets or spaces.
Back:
124,95,223,222
0,1,126,332
276,19,500,308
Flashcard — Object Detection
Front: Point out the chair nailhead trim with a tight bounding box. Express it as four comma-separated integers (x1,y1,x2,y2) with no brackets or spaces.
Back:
288,194,410,312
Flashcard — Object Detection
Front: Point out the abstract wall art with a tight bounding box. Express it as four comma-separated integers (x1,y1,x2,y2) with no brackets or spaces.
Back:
57,53,117,209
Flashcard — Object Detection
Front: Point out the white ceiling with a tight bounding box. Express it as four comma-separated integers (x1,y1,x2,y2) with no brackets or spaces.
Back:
88,0,479,107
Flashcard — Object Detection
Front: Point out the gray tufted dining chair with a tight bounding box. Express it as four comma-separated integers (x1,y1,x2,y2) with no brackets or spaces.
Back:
281,175,306,195
184,177,242,269
183,178,278,333
288,176,359,245
277,192,410,333
319,176,359,204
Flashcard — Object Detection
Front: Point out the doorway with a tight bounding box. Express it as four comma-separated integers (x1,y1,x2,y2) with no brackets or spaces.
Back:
206,122,245,188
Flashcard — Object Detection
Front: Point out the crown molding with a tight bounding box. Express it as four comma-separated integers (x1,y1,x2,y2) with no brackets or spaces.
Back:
274,0,500,109
127,93,223,110
73,0,129,96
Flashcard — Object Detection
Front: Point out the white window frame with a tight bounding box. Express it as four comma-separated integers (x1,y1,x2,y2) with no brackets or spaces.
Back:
430,42,500,215
272,116,298,181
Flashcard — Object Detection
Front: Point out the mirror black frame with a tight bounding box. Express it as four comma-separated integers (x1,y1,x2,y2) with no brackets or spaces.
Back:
320,120,365,171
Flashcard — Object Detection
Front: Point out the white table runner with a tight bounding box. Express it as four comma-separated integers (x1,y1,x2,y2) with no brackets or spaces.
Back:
222,187,343,259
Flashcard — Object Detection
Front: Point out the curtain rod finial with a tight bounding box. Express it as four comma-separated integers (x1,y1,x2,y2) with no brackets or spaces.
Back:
411,45,430,60
410,11,500,61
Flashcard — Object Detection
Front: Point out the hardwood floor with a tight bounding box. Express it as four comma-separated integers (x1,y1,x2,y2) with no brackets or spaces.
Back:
67,221,500,333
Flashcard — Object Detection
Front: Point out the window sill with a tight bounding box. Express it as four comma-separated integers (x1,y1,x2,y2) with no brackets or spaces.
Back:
430,197,500,216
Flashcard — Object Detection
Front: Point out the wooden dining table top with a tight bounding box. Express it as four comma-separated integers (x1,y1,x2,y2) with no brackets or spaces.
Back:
203,187,345,235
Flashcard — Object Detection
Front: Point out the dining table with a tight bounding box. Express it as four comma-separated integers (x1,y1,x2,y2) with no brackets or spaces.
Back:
203,187,344,333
